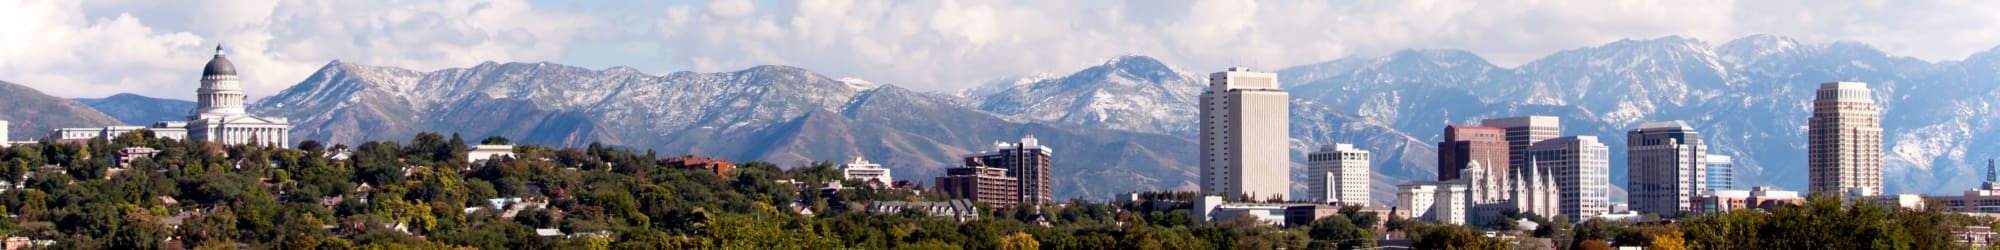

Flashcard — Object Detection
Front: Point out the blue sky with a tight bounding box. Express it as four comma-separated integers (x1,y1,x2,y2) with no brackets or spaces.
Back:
6,0,1999,100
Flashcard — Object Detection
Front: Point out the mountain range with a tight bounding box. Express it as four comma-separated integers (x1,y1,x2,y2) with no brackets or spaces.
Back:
73,93,197,125
26,34,2000,202
0,81,124,140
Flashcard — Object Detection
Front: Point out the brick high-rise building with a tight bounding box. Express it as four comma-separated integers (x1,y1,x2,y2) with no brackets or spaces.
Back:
1438,125,1509,182
1809,82,1883,197
936,164,1020,208
1627,121,1707,218
964,135,1053,205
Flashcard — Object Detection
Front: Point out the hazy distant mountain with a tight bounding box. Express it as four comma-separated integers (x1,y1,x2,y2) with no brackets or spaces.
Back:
969,55,1433,205
73,93,196,125
249,61,1202,200
1278,35,2000,196
0,81,122,139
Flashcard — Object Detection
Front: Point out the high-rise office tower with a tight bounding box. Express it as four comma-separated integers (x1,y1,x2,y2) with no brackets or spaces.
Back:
1528,136,1610,220
1706,155,1734,191
1308,144,1370,205
1439,125,1510,182
1200,67,1290,201
1627,121,1707,218
965,135,1054,205
1483,116,1561,177
1809,82,1883,197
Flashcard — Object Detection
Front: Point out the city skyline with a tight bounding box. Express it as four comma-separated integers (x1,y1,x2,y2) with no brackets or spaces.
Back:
7,1,2000,248
0,38,1968,205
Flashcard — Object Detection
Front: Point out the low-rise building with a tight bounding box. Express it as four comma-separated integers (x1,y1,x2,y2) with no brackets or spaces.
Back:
841,157,893,185
1957,226,1999,247
115,147,159,169
467,144,515,164
867,200,981,222
1692,186,1804,214
1191,195,1308,226
1284,205,1342,228
660,156,735,176
1929,183,2000,214
49,123,190,142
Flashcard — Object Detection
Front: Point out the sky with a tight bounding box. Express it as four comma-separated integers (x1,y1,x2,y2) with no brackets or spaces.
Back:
5,0,2000,100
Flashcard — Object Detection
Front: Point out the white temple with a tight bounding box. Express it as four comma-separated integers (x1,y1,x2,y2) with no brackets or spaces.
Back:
1461,159,1559,225
50,45,289,148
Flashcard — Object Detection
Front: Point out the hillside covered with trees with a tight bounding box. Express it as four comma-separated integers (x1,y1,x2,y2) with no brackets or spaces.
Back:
0,130,1990,249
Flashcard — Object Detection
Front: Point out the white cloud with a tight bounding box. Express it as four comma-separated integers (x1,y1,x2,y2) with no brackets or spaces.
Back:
0,0,600,100
7,0,2000,99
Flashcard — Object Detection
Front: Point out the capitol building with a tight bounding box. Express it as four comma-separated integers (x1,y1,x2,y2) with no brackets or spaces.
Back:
51,45,290,148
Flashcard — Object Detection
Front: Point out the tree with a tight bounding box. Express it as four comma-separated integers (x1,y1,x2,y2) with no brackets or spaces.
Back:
1576,240,1612,250
1000,232,1040,250
1308,215,1373,249
481,136,510,145
1648,231,1688,250
1406,222,1505,250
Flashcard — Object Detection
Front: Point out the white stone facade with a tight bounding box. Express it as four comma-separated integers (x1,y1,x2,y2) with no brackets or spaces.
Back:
841,157,893,185
1308,144,1369,205
1199,67,1290,201
1529,136,1611,220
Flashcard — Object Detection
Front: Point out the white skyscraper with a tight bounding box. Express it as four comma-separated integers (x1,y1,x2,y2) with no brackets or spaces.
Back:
1529,136,1611,220
1627,121,1707,218
1308,144,1370,205
1809,82,1882,197
1200,67,1290,201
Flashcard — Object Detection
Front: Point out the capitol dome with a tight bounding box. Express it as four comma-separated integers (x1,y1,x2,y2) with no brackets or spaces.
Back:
202,45,236,77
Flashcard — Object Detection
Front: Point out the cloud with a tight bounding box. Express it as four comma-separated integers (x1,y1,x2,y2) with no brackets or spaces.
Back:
7,0,2000,99
0,0,600,100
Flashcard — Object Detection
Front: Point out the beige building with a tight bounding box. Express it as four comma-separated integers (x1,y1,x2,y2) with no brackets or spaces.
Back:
1809,82,1882,197
1200,67,1290,201
1529,136,1611,220
1397,181,1469,225
1482,116,1561,176
1308,144,1370,205
1627,121,1707,218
